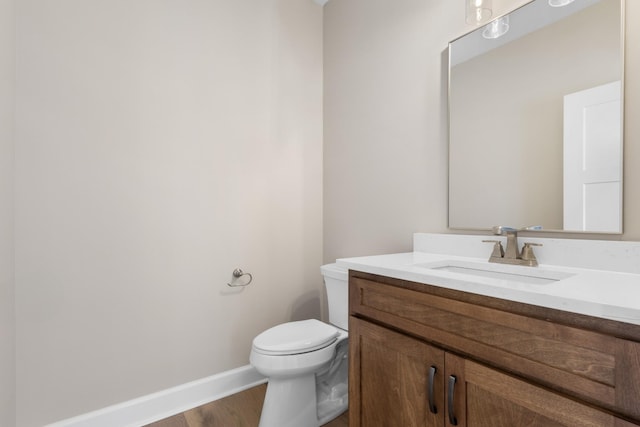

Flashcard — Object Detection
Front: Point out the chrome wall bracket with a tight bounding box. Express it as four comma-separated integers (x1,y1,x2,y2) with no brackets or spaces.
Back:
227,268,253,287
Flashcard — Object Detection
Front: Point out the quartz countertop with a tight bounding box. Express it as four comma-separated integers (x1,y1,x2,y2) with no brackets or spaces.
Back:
337,251,640,326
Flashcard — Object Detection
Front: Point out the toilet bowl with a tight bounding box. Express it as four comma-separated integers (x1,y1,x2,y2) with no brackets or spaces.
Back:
250,263,348,427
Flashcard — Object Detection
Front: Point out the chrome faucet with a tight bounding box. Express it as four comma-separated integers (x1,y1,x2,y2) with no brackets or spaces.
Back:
483,226,541,267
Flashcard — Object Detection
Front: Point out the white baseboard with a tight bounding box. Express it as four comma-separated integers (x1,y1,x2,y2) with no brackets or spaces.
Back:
46,365,267,427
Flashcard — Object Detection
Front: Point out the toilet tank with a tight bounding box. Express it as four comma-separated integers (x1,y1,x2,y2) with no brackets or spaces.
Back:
321,263,349,331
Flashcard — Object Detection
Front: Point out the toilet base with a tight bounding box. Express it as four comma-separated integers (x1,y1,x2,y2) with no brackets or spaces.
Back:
259,373,319,427
317,338,348,424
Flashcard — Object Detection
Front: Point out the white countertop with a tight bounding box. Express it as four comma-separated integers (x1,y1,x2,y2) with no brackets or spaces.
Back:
337,251,640,326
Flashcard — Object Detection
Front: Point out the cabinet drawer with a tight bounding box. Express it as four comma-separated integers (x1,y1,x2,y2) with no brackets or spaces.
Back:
350,274,640,420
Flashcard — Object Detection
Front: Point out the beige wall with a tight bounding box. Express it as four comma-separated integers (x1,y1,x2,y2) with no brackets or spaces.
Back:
1,0,15,425
624,0,640,241
14,0,323,425
323,0,455,261
323,0,640,263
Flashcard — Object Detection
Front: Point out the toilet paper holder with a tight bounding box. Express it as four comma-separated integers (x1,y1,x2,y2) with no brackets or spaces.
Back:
227,268,253,287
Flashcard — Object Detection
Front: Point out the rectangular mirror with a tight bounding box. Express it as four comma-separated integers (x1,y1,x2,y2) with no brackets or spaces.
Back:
448,0,623,233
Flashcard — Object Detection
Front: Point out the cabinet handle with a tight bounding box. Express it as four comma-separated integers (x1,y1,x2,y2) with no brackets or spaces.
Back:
428,366,437,414
447,375,458,426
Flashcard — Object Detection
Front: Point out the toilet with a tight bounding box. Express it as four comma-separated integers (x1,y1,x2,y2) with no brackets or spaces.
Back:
250,263,349,427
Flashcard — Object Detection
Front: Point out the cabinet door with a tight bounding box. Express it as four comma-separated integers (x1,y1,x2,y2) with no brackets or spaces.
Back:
349,317,445,427
445,353,638,427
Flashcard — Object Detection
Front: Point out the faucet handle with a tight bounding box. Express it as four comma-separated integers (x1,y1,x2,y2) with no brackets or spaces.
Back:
521,242,542,266
482,240,504,259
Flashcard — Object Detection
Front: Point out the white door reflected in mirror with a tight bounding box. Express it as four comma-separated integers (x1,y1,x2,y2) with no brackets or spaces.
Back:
563,81,622,232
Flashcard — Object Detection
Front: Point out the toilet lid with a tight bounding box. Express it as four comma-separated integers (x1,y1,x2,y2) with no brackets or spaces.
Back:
252,319,339,356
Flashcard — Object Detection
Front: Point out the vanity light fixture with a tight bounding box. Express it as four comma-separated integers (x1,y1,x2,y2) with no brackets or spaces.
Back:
548,0,576,7
482,15,509,39
466,0,492,25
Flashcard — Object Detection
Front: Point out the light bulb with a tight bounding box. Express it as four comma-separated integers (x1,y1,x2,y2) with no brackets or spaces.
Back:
548,0,576,7
482,16,510,39
466,0,493,25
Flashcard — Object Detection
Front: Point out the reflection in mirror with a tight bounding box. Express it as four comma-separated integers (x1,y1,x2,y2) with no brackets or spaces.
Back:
448,0,623,233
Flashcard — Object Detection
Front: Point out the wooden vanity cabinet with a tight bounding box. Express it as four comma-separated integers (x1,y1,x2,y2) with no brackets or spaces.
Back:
348,271,640,427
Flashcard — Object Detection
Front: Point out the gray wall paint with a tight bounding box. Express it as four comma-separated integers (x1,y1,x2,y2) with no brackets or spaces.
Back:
323,0,640,264
0,0,15,425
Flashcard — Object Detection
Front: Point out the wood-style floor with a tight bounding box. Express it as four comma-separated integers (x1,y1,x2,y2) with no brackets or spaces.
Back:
145,383,349,427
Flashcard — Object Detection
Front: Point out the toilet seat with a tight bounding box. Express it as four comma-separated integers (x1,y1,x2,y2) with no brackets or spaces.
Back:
252,319,339,356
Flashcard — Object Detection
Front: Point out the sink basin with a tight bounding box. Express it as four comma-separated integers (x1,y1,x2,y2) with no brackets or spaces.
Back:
414,260,575,285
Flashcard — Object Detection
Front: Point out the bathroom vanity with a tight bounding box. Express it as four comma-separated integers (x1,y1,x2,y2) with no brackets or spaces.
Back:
340,234,640,426
356,1,640,423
